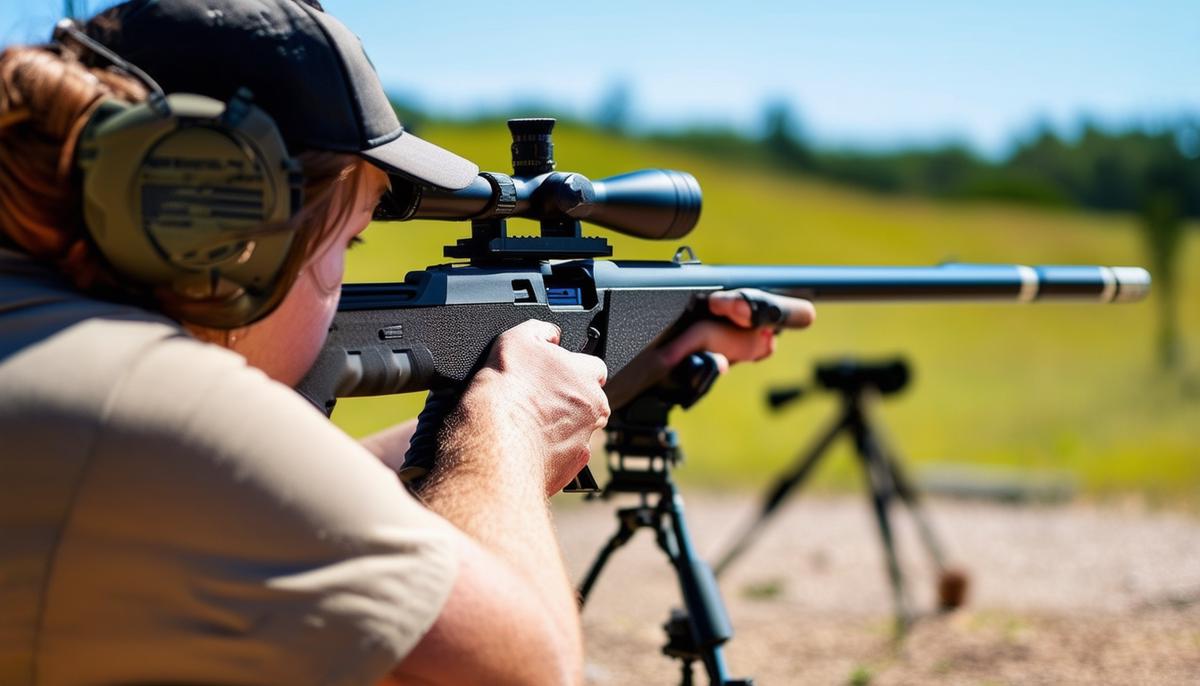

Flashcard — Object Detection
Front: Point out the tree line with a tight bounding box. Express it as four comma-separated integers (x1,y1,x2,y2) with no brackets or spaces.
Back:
647,102,1199,371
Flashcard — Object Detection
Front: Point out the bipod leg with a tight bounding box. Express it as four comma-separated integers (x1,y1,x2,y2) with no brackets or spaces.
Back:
578,499,655,607
853,406,912,637
866,407,948,572
884,449,969,611
885,448,947,571
712,410,846,577
655,481,752,685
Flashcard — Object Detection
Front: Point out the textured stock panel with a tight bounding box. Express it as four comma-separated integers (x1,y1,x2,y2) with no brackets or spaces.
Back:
296,288,705,412
330,303,602,388
601,289,701,372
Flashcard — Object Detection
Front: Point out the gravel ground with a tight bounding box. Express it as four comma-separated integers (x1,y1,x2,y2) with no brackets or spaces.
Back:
553,494,1200,685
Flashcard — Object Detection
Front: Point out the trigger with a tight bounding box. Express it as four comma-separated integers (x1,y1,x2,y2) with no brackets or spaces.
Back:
580,326,602,355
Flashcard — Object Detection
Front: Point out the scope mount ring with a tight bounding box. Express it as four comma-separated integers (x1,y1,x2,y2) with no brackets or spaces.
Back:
480,172,517,216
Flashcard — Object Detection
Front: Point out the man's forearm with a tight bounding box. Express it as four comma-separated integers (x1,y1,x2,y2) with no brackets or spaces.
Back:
416,396,584,682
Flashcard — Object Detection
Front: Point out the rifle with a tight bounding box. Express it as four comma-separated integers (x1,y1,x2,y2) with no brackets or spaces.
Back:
295,118,1150,493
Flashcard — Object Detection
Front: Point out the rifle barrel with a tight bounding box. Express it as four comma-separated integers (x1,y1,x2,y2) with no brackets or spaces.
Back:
596,262,1150,303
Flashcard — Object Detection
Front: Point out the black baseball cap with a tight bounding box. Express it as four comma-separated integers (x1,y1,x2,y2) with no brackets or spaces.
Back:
85,0,479,190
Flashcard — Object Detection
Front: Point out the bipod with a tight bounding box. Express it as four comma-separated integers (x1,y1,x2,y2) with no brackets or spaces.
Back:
578,353,752,686
711,358,967,637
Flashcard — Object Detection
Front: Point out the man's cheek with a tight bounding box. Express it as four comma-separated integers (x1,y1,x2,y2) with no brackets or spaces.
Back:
311,245,346,295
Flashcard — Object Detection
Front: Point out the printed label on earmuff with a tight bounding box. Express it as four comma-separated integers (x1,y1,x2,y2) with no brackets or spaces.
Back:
138,128,272,271
141,183,264,267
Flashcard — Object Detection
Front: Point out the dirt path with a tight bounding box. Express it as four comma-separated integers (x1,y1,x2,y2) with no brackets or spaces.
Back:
553,494,1200,685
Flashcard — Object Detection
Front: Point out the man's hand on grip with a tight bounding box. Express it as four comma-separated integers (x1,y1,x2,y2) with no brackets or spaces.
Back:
464,320,610,496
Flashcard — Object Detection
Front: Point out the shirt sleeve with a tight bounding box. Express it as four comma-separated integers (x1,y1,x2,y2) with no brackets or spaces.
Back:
38,334,457,686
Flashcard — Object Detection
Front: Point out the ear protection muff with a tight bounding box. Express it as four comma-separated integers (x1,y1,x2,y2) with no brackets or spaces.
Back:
76,88,304,329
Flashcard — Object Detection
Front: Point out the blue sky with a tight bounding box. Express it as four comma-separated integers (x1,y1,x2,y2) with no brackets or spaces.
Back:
3,1,1197,156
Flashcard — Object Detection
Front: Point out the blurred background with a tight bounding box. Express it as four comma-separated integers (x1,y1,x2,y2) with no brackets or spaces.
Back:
4,1,1197,682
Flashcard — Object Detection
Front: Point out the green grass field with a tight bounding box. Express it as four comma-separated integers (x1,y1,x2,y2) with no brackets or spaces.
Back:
337,121,1200,503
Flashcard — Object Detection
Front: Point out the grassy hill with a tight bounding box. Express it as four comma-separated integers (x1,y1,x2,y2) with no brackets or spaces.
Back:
337,121,1200,503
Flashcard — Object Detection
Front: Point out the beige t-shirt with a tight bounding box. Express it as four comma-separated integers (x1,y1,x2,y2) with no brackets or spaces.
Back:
0,249,457,685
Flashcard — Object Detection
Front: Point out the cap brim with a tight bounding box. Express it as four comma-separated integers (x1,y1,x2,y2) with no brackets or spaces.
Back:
361,131,479,191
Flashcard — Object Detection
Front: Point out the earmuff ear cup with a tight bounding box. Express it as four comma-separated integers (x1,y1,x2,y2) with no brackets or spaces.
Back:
78,92,302,328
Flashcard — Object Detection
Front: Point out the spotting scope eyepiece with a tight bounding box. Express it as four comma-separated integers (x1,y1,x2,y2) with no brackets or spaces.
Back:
372,118,702,245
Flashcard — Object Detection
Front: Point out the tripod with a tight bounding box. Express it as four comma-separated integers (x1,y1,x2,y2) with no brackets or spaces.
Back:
579,353,752,686
711,358,966,635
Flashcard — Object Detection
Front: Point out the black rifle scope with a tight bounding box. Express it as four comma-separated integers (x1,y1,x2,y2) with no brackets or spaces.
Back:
374,118,702,241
